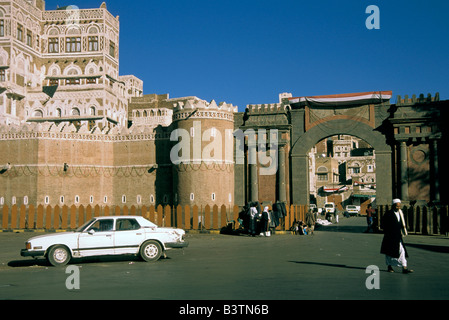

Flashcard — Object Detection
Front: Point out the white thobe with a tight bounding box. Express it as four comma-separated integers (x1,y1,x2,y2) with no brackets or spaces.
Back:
385,210,407,267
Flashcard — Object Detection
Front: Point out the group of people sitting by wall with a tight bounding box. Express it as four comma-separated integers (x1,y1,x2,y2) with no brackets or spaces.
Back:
238,201,287,236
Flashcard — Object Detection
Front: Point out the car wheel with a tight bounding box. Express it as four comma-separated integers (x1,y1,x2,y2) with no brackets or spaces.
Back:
140,240,163,262
47,245,71,267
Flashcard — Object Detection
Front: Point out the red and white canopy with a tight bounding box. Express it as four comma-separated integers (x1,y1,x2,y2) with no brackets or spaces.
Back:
322,186,348,193
288,91,392,107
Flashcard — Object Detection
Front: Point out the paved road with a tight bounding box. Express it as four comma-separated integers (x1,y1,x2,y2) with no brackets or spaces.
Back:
1,216,448,301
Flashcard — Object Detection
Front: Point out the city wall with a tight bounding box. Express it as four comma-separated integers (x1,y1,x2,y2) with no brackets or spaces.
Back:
0,122,171,207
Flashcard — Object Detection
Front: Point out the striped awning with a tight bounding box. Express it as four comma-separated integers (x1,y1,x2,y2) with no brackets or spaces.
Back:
288,91,392,107
322,185,348,193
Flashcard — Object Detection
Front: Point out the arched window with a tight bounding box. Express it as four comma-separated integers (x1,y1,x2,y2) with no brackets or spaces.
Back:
88,26,99,51
317,166,329,181
88,26,99,34
89,106,96,115
67,68,79,76
71,108,80,116
32,109,43,117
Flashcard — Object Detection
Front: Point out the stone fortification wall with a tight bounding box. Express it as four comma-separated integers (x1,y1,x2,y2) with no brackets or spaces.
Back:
0,121,171,207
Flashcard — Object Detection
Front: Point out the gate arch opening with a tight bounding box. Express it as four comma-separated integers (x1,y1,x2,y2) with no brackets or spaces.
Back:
310,134,376,217
290,117,392,207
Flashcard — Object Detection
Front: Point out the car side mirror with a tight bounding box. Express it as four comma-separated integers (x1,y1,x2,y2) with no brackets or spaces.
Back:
88,229,95,235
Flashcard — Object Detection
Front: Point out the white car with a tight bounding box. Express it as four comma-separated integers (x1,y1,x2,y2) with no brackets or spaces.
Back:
345,205,359,216
21,215,188,266
324,202,335,213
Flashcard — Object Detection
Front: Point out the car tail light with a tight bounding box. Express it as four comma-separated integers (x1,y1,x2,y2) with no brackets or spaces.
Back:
26,242,31,250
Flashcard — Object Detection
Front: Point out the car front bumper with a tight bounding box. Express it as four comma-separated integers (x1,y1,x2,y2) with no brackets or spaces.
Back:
21,249,46,257
165,241,189,249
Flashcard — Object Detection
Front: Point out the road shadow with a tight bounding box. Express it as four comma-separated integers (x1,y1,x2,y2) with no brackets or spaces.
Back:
7,258,50,268
288,260,367,271
7,254,167,268
406,243,449,254
288,260,394,273
315,224,369,234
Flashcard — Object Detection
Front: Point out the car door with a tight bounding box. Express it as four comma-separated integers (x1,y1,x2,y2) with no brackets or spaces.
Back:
77,218,115,257
114,218,145,254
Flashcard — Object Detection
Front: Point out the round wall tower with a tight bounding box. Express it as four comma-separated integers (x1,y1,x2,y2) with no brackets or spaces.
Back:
171,98,237,207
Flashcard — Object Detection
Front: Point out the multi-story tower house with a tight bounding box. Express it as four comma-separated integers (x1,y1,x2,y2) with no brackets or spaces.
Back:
0,0,142,128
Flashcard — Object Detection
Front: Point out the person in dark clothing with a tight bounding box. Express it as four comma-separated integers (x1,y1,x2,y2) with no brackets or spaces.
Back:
260,206,271,236
248,204,258,236
305,209,316,235
380,199,413,274
272,201,286,229
365,204,375,232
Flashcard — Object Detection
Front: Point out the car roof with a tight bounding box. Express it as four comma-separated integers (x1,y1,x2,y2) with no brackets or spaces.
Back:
92,215,156,227
94,215,144,219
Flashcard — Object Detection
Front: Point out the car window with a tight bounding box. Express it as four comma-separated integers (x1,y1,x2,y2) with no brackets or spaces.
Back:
116,219,141,231
87,219,114,232
76,218,95,232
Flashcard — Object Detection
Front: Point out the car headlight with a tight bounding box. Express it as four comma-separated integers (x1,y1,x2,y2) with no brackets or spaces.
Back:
25,242,31,250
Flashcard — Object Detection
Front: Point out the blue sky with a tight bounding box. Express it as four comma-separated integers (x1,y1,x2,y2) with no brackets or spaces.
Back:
46,0,449,111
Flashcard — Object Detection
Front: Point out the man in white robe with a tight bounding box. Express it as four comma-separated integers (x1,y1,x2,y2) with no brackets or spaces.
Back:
380,199,414,273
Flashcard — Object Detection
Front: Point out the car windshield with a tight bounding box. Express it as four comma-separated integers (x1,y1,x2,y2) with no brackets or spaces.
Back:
325,204,333,208
75,218,96,232
347,206,356,209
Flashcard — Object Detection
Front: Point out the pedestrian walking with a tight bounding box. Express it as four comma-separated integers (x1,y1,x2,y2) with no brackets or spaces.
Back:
261,206,271,237
365,203,375,232
380,198,414,273
248,204,258,237
305,208,316,235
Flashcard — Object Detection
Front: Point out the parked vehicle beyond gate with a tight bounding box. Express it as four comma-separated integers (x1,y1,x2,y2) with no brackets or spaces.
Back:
344,205,359,217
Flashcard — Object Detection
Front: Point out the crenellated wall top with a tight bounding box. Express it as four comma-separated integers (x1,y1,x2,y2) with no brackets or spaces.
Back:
246,103,290,114
0,122,171,141
395,92,440,106
172,99,237,122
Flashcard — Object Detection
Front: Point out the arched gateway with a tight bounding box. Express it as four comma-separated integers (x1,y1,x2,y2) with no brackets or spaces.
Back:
288,91,393,206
